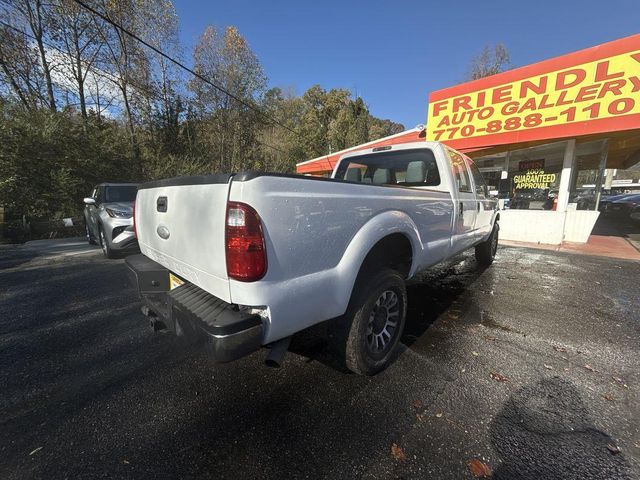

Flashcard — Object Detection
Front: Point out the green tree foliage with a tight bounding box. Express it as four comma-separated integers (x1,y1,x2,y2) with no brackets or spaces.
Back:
0,1,405,225
0,100,138,219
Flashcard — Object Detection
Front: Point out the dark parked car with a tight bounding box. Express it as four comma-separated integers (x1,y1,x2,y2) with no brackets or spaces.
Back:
601,194,640,220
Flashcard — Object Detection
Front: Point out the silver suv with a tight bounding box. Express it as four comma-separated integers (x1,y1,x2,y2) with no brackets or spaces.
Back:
83,183,139,258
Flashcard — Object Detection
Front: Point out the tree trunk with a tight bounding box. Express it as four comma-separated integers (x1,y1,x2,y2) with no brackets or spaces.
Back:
0,60,31,109
29,0,56,112
73,31,87,118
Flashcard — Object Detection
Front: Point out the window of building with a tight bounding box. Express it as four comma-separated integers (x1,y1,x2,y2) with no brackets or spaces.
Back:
474,141,566,210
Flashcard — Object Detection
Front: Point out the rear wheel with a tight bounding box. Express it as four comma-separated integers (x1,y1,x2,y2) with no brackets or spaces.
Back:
330,268,407,375
99,225,116,259
475,222,499,267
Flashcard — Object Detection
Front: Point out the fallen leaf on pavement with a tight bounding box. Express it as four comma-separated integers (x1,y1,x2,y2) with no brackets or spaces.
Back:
416,413,424,422
391,443,407,461
435,412,443,418
553,345,567,352
412,399,422,409
584,364,598,372
468,458,492,477
472,351,479,356
484,336,497,342
603,394,615,401
544,364,553,370
490,372,508,382
607,444,621,455
29,447,43,456
123,460,130,465
611,376,628,388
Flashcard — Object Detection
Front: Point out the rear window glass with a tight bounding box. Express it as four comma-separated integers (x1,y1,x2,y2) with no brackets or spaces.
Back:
104,185,137,202
334,149,440,187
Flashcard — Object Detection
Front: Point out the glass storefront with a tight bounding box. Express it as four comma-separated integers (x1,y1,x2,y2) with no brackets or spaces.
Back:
474,141,566,211
474,138,640,215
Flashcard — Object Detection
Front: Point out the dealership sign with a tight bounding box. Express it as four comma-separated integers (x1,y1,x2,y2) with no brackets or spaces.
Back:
426,35,640,149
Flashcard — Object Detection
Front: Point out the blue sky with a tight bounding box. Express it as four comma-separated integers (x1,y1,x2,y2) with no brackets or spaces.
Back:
175,0,640,129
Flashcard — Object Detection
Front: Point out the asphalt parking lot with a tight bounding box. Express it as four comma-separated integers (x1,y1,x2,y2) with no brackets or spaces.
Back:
0,242,639,479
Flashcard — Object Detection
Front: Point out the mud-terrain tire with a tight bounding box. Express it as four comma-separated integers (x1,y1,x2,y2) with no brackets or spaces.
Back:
475,222,499,267
330,268,407,376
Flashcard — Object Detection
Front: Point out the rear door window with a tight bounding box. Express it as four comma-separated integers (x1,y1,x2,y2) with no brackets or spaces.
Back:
466,157,488,197
447,148,472,193
335,148,441,187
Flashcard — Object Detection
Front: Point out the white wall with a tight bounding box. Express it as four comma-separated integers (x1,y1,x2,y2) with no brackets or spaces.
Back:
563,210,600,243
499,209,600,245
499,211,565,244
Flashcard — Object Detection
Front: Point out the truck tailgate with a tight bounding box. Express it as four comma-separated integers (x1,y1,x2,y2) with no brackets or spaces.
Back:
135,175,232,303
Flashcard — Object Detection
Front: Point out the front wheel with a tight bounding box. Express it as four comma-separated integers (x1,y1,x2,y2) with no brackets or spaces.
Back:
330,268,407,376
98,225,116,259
475,222,499,267
86,223,98,245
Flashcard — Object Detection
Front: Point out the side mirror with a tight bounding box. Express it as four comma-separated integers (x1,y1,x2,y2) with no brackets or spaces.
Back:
83,197,96,205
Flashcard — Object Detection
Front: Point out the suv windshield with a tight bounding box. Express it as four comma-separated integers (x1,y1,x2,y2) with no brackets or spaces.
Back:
104,185,137,202
334,149,440,187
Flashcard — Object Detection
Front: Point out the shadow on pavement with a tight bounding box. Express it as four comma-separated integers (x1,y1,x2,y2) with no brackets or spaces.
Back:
490,377,631,480
403,255,488,348
287,253,488,372
0,248,39,270
592,216,640,247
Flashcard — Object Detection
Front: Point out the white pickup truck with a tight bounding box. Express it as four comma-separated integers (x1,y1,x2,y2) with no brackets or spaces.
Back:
126,141,499,375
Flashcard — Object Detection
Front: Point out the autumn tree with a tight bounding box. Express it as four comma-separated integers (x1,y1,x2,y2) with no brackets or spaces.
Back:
189,25,267,172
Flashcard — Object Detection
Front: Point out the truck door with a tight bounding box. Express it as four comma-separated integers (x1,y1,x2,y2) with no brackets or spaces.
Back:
466,157,494,240
446,148,477,252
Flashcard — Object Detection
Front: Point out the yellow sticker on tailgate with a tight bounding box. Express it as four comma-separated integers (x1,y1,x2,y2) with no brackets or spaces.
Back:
169,273,185,290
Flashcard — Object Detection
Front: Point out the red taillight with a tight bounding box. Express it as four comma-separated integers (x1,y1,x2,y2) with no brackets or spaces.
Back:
132,200,137,238
225,202,267,282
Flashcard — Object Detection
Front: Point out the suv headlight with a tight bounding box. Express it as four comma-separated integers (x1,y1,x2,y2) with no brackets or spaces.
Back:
105,207,132,219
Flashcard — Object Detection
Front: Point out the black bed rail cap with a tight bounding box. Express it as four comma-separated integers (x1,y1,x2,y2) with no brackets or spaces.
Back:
139,173,233,190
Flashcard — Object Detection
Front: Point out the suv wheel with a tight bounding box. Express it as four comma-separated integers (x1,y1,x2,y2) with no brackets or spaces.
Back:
330,268,407,375
86,224,98,245
99,225,116,259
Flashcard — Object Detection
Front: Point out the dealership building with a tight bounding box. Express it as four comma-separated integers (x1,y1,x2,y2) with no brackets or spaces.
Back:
296,34,640,245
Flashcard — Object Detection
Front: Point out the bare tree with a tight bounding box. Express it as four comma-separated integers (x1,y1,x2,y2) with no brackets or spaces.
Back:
95,0,179,149
49,0,102,118
0,23,42,108
8,0,58,111
468,43,510,80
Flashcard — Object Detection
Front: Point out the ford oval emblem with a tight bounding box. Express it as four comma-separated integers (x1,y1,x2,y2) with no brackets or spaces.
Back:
156,224,170,240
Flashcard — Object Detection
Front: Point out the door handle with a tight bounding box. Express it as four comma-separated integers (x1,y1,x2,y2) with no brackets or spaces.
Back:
459,202,464,215
477,201,481,212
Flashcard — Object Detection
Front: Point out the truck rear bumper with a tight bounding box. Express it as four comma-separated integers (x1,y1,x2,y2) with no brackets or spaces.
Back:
125,254,263,362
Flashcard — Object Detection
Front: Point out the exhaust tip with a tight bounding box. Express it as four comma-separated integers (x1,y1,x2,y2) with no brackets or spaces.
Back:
264,336,292,369
265,358,281,368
